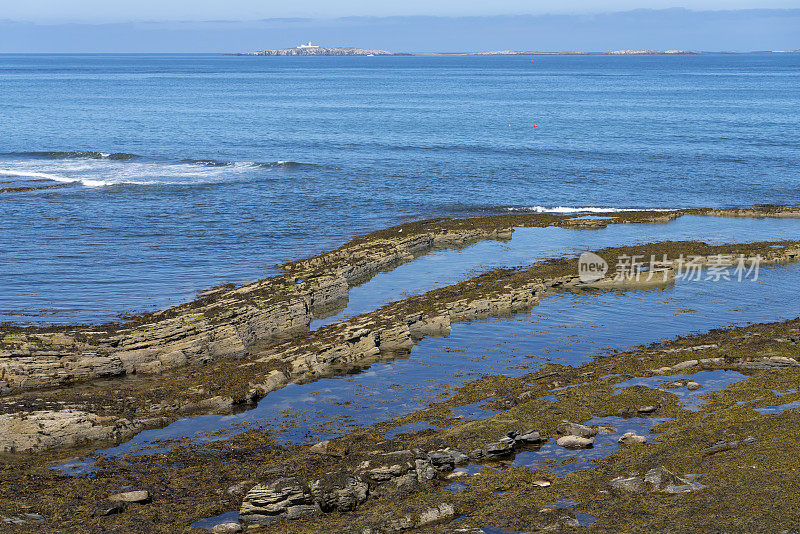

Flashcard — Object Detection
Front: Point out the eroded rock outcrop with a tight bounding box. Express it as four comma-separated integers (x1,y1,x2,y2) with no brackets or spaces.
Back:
0,410,142,452
0,225,513,391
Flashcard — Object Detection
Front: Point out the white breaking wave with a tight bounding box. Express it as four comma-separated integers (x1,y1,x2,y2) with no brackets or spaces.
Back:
0,169,74,182
0,168,111,187
507,206,674,214
0,157,289,189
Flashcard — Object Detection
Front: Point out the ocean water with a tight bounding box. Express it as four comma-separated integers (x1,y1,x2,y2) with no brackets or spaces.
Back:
2,53,799,324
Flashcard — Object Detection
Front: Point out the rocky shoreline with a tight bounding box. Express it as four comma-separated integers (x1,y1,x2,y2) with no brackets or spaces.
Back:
1,205,800,532
6,206,797,395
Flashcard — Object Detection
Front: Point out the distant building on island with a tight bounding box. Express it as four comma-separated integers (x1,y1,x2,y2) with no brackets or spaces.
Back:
225,44,409,56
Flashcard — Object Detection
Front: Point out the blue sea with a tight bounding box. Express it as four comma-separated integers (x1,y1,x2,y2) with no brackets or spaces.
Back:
1,53,799,325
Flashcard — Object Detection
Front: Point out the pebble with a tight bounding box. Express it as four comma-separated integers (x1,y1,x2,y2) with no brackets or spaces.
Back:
108,490,150,503
686,381,702,391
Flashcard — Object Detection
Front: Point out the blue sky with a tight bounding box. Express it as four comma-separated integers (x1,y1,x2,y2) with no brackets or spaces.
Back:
5,0,800,22
2,7,798,52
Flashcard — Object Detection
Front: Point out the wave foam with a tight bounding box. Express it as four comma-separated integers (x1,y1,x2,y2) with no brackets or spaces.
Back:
0,153,317,191
0,169,112,187
506,206,674,214
189,159,311,169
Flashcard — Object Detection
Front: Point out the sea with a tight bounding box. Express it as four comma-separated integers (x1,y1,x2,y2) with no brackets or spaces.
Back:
1,53,799,325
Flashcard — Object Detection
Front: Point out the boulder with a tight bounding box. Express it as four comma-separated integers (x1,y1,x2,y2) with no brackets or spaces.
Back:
240,477,318,524
310,473,368,512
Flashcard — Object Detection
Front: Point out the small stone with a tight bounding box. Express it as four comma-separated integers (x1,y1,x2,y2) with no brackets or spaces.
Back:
618,432,647,445
532,480,551,487
95,502,124,517
556,421,597,438
308,440,331,454
108,490,150,503
637,405,658,414
517,430,545,444
308,440,348,457
609,476,645,493
428,451,456,469
686,381,702,391
616,407,638,417
644,466,693,491
701,440,734,456
556,436,594,449
415,459,437,482
210,522,243,534
415,503,455,527
663,483,700,494
484,441,515,457
672,360,699,371
23,513,44,524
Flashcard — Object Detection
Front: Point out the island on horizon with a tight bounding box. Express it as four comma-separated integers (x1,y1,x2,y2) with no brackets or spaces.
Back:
224,41,411,56
225,43,800,57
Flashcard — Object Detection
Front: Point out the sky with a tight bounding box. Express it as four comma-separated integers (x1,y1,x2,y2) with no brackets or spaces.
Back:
1,7,799,52
5,0,800,22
